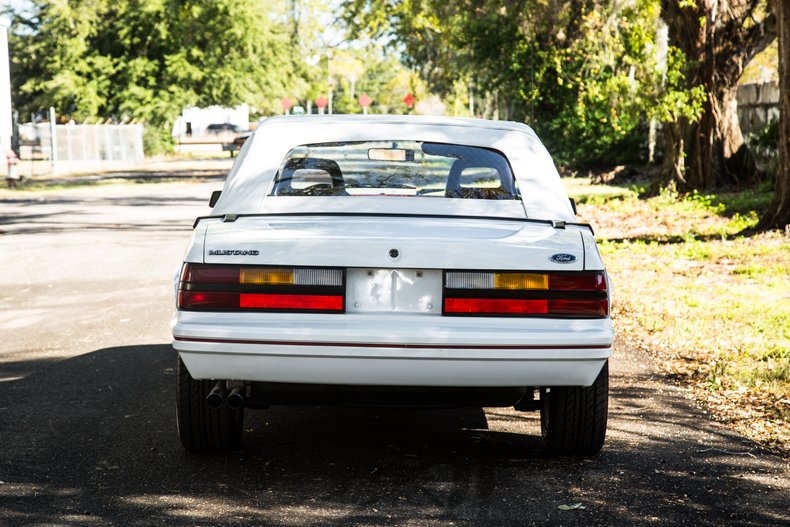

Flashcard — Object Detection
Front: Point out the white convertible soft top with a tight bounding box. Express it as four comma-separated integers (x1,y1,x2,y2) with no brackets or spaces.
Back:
212,115,575,221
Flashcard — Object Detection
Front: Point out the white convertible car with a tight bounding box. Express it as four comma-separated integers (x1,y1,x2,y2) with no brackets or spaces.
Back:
172,115,613,455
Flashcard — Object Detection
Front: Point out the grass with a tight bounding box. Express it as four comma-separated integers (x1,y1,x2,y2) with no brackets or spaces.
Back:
0,170,224,195
565,177,789,454
3,177,136,192
2,174,222,193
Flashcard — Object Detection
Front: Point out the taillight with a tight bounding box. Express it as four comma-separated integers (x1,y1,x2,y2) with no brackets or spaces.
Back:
443,271,608,318
178,264,344,312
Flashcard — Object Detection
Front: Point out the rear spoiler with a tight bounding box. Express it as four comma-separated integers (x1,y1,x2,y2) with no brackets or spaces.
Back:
192,212,594,235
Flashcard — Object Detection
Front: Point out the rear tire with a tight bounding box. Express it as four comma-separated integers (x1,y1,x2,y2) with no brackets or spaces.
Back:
176,356,244,452
540,360,608,455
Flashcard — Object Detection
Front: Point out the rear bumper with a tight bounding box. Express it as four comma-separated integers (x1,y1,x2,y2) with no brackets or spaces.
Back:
171,312,613,387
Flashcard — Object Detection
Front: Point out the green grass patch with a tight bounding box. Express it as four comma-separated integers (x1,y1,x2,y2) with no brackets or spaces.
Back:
710,181,773,216
602,232,790,395
2,175,214,193
5,179,127,192
575,176,789,449
565,177,764,239
562,177,639,205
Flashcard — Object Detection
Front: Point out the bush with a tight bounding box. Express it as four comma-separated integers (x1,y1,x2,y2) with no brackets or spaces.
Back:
143,126,175,157
747,119,779,176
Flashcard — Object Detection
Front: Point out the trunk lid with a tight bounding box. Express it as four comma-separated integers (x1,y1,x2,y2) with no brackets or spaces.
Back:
202,216,585,271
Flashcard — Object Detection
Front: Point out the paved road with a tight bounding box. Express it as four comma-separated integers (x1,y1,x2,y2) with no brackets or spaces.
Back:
0,181,787,526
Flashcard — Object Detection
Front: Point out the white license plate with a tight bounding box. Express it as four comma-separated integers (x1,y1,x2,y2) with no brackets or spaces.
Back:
346,269,442,314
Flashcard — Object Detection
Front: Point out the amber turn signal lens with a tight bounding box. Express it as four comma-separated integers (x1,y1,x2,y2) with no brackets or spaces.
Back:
240,268,293,285
494,273,548,290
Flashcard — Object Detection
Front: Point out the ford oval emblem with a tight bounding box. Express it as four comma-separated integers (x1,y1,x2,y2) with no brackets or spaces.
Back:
550,253,577,264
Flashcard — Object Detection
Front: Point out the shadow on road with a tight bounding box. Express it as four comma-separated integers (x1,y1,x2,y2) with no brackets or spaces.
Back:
0,345,787,526
0,193,212,235
0,195,210,208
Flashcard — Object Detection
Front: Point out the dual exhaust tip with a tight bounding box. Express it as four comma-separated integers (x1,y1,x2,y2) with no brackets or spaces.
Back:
207,382,245,410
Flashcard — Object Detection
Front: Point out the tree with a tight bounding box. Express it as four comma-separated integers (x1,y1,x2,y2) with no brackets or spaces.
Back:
7,0,294,151
760,0,790,228
343,0,690,166
659,0,776,190
353,50,424,115
275,0,339,111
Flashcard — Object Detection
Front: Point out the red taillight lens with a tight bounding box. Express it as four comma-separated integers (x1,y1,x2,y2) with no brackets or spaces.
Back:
548,299,609,317
178,291,239,310
444,298,549,314
178,264,344,313
239,293,343,311
443,271,608,318
181,264,239,284
548,273,607,291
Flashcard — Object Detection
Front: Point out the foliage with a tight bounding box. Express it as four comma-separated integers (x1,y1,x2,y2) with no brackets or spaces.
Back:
643,47,705,125
741,41,779,83
275,0,337,108
7,0,294,153
747,119,780,176
342,0,701,167
750,119,781,151
265,1,423,116
355,53,414,114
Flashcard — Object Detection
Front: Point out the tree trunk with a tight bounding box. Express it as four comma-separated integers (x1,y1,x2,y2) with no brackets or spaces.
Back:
662,117,689,188
760,0,790,229
660,0,776,191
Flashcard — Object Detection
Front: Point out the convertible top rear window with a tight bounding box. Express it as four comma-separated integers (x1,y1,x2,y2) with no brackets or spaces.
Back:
270,141,520,200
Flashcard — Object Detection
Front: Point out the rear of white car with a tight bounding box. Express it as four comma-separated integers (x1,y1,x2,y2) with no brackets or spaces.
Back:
171,116,613,455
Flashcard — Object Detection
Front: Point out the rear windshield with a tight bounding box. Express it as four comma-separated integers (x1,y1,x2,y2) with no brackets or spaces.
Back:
270,141,519,200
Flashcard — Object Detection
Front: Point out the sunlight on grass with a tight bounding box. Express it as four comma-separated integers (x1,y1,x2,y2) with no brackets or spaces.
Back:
566,177,788,452
564,177,767,239
562,177,637,203
602,232,789,449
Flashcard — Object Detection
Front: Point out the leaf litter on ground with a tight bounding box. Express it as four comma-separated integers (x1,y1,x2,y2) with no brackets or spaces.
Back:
566,177,789,458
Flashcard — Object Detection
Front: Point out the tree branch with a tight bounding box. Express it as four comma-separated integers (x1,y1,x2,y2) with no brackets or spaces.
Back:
744,12,777,65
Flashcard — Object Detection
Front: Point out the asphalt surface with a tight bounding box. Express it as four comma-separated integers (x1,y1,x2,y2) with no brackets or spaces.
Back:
0,180,788,526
